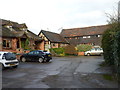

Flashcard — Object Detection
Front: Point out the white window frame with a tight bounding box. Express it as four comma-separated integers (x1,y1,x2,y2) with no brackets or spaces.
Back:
83,36,91,38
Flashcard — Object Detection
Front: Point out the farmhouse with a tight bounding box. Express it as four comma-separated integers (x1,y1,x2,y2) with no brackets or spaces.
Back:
60,25,109,46
38,30,69,51
0,19,44,53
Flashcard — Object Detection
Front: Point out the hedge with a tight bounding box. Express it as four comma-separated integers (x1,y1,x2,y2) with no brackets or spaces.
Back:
114,30,120,75
102,23,120,79
49,48,65,56
102,29,115,65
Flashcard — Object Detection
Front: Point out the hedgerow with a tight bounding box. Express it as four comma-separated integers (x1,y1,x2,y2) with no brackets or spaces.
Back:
102,22,120,79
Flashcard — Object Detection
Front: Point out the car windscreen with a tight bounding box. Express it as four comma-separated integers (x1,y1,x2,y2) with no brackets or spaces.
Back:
4,53,16,60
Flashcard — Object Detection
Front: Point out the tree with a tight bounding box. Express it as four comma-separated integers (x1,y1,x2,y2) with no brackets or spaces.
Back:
102,2,120,79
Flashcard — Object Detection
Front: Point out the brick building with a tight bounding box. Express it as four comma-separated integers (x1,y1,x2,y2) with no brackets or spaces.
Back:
60,25,109,46
0,19,44,53
38,30,69,51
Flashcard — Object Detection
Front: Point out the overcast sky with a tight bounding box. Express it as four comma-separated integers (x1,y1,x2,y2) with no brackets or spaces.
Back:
0,0,119,34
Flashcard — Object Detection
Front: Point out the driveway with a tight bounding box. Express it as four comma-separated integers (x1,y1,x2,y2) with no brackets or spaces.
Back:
2,56,118,88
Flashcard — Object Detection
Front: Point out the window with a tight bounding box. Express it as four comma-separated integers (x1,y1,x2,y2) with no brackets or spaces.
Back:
34,51,39,54
4,53,16,60
3,39,11,48
52,43,56,46
98,35,101,37
83,36,91,38
39,51,44,54
28,51,34,54
75,37,79,39
22,28,27,31
6,25,12,28
3,40,6,47
95,35,101,37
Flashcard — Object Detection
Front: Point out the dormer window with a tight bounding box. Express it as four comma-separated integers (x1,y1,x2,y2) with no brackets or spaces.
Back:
6,25,12,28
21,28,28,33
6,25,14,31
22,28,27,31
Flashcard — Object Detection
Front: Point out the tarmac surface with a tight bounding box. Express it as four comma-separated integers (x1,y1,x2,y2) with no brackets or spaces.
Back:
2,56,118,89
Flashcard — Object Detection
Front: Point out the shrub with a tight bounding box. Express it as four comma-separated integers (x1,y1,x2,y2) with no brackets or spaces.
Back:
21,38,30,50
76,44,92,52
102,22,120,80
49,48,65,56
113,30,120,76
102,29,115,65
64,45,77,55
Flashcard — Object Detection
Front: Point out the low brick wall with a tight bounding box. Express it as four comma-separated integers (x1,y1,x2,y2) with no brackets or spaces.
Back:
16,54,22,60
78,52,85,56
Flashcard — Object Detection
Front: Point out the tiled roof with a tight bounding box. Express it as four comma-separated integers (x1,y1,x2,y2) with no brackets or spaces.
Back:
2,19,27,28
39,30,69,44
60,25,109,37
1,19,42,40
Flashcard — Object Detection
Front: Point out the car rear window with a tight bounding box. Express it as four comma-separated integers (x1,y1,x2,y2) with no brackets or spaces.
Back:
4,53,16,60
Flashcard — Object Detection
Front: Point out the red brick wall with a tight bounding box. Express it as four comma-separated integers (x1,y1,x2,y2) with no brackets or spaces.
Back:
12,38,17,50
38,40,45,50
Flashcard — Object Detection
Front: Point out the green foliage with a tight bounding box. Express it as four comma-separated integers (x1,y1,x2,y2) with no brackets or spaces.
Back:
102,29,115,65
64,45,77,55
114,30,120,75
49,48,65,56
103,74,113,81
102,22,120,77
76,44,92,52
21,41,25,49
21,38,30,50
24,38,29,50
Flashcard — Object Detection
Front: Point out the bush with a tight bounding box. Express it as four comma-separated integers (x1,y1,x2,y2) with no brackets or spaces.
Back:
102,29,115,65
64,45,77,55
76,44,92,52
114,30,120,76
49,48,65,56
102,23,120,80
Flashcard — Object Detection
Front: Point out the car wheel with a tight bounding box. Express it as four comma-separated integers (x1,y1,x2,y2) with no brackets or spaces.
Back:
38,58,44,63
21,57,26,62
87,53,90,56
46,59,50,62
100,53,103,56
13,65,18,68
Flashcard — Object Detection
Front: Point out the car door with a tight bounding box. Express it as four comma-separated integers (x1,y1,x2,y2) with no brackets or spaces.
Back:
90,48,96,55
33,51,41,61
26,51,34,61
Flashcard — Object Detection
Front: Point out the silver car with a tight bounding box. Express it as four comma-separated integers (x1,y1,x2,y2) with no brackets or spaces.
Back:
84,48,103,56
